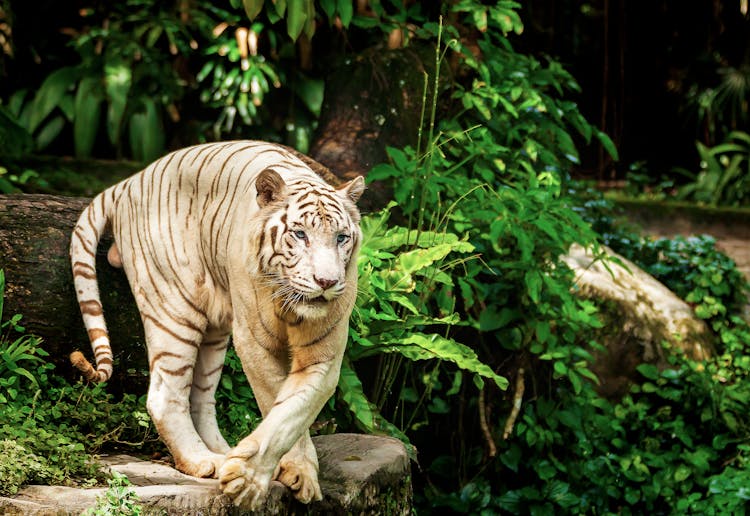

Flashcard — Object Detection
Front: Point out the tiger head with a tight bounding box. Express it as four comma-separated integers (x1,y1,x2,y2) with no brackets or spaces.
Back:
255,168,365,319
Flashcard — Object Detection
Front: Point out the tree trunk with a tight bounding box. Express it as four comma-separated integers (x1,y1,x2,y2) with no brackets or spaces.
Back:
309,44,433,212
0,194,148,391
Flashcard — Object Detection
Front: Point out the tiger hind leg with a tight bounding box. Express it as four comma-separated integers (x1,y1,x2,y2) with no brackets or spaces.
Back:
143,317,225,478
190,328,231,454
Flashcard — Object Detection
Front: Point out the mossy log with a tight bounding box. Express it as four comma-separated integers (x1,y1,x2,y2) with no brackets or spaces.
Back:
0,194,148,390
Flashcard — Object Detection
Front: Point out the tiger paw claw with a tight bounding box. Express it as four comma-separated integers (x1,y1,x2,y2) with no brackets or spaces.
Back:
219,447,273,510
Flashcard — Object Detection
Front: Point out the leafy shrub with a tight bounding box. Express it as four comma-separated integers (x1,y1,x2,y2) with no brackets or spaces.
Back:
330,7,750,516
416,188,750,514
215,347,261,446
3,1,204,160
82,471,144,516
0,269,157,493
316,9,615,509
0,439,45,496
674,131,750,207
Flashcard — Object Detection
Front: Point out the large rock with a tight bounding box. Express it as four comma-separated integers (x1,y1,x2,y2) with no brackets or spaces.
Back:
0,433,412,515
562,243,715,397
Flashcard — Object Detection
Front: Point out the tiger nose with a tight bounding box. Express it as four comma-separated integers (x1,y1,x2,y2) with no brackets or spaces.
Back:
314,276,337,290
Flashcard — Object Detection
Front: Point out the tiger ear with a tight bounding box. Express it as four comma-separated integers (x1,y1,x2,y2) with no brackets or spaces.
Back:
256,168,287,207
337,176,365,204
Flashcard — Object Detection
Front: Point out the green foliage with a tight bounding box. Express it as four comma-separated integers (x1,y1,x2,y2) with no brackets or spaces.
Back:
0,439,46,496
340,205,508,444
215,347,261,446
336,8,611,503
195,4,288,140
675,131,750,206
0,270,157,494
685,63,750,146
431,339,750,514
82,471,144,516
0,104,32,157
617,235,748,331
0,269,46,401
419,189,750,514
0,165,50,194
3,1,201,160
332,6,750,516
239,0,315,41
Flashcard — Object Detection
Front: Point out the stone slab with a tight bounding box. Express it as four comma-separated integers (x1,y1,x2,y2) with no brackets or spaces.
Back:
0,433,412,515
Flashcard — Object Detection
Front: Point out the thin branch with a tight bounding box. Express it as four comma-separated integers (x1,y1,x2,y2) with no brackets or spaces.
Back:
503,367,526,440
478,386,496,457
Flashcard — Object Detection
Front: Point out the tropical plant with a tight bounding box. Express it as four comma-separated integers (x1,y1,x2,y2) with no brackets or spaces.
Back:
674,131,750,206
0,269,46,400
684,62,750,146
3,0,206,161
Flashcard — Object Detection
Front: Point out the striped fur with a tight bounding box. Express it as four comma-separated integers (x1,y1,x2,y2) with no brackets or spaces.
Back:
70,141,364,507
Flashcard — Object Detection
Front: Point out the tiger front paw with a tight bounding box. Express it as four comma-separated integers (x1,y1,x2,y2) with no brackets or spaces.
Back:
218,441,274,510
174,451,226,478
276,454,322,504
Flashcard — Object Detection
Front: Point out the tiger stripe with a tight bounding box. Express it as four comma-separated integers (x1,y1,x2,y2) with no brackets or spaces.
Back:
69,140,364,503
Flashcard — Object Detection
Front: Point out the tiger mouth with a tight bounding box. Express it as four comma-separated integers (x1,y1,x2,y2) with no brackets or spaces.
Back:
306,295,329,304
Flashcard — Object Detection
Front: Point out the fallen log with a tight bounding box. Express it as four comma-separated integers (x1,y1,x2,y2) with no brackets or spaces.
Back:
0,194,147,390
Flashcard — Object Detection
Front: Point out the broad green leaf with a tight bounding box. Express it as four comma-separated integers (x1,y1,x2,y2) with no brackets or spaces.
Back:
274,0,287,17
553,361,567,376
242,0,264,21
73,76,103,158
145,25,164,48
303,0,316,39
129,98,164,162
8,89,27,117
567,369,582,394
34,116,65,151
524,270,542,303
478,305,517,331
337,360,376,429
595,129,619,160
286,0,308,41
398,243,462,275
28,66,80,132
385,333,508,390
291,74,324,117
337,0,353,27
104,59,132,147
636,363,659,380
0,105,33,156
319,0,336,20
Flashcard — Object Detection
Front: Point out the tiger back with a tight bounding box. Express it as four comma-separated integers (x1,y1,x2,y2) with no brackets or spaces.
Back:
70,141,365,508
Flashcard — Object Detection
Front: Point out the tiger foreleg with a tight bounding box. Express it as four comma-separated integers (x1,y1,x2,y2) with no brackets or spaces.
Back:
275,431,322,503
219,352,342,508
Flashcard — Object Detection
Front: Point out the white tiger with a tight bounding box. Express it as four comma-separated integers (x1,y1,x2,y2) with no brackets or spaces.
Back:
69,141,364,508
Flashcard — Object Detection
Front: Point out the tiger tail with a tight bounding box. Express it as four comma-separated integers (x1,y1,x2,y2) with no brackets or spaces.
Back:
69,188,118,383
